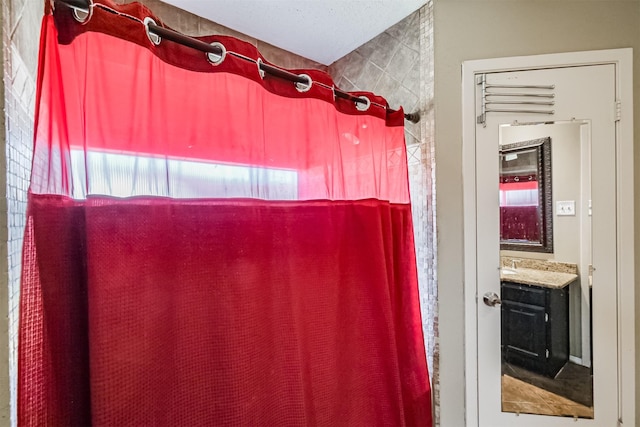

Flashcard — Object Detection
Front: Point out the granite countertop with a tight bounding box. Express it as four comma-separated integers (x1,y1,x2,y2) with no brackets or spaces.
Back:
500,267,578,289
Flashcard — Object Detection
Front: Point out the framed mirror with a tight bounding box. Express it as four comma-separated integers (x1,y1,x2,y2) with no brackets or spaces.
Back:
499,137,552,253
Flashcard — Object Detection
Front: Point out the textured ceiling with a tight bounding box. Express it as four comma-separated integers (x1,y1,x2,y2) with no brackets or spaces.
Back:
161,1,426,65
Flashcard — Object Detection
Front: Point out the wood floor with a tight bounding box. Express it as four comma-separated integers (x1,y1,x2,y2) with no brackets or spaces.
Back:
502,374,594,419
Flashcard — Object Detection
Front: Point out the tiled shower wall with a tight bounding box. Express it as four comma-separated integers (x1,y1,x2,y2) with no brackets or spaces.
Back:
2,0,42,424
329,4,438,423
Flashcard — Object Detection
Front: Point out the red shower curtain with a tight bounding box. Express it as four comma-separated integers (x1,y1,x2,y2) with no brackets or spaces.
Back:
19,2,432,426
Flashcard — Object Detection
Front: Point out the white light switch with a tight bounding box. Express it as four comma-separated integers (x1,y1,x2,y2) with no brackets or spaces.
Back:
556,200,576,216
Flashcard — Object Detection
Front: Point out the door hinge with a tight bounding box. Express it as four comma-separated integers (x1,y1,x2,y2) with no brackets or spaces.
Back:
545,313,549,322
545,349,549,358
614,100,622,122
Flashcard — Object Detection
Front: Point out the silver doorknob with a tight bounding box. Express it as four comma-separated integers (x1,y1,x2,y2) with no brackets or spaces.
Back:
483,292,502,307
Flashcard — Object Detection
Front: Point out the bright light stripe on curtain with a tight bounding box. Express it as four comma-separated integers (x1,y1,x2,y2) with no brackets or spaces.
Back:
69,150,299,200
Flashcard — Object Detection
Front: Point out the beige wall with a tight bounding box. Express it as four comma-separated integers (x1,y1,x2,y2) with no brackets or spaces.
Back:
433,1,640,426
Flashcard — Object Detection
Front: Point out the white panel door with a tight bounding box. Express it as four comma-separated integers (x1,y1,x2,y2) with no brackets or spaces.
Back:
474,64,617,426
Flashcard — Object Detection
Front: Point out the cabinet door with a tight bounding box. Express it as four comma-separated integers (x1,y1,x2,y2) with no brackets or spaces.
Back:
501,281,546,306
501,300,546,373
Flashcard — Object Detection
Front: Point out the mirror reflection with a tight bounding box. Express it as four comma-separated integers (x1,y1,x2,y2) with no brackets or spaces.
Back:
500,137,552,253
499,122,593,419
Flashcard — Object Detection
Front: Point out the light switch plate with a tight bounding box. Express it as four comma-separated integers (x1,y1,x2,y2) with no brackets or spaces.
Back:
556,200,576,216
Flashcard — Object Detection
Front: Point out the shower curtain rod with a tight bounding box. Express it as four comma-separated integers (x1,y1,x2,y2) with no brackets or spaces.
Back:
56,0,421,124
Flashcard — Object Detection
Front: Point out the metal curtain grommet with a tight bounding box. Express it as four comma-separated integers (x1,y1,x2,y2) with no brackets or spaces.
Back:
355,96,371,112
256,58,266,79
206,42,226,65
71,0,93,24
295,74,312,93
143,17,161,45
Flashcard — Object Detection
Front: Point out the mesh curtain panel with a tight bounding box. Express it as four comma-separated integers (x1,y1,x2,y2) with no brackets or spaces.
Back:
19,1,432,426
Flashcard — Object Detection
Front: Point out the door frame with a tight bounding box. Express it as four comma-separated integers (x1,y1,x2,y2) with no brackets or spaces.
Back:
461,49,634,426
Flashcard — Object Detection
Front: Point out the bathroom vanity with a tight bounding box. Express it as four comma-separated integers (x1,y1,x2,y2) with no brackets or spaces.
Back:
500,267,578,378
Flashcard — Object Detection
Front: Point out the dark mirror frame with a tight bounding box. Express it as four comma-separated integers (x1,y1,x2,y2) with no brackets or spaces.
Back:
499,137,553,253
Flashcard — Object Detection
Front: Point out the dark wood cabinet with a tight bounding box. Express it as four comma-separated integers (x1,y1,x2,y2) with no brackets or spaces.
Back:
501,280,569,378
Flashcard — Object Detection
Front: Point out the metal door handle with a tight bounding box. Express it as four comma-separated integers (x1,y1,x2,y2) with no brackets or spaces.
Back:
483,292,502,307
